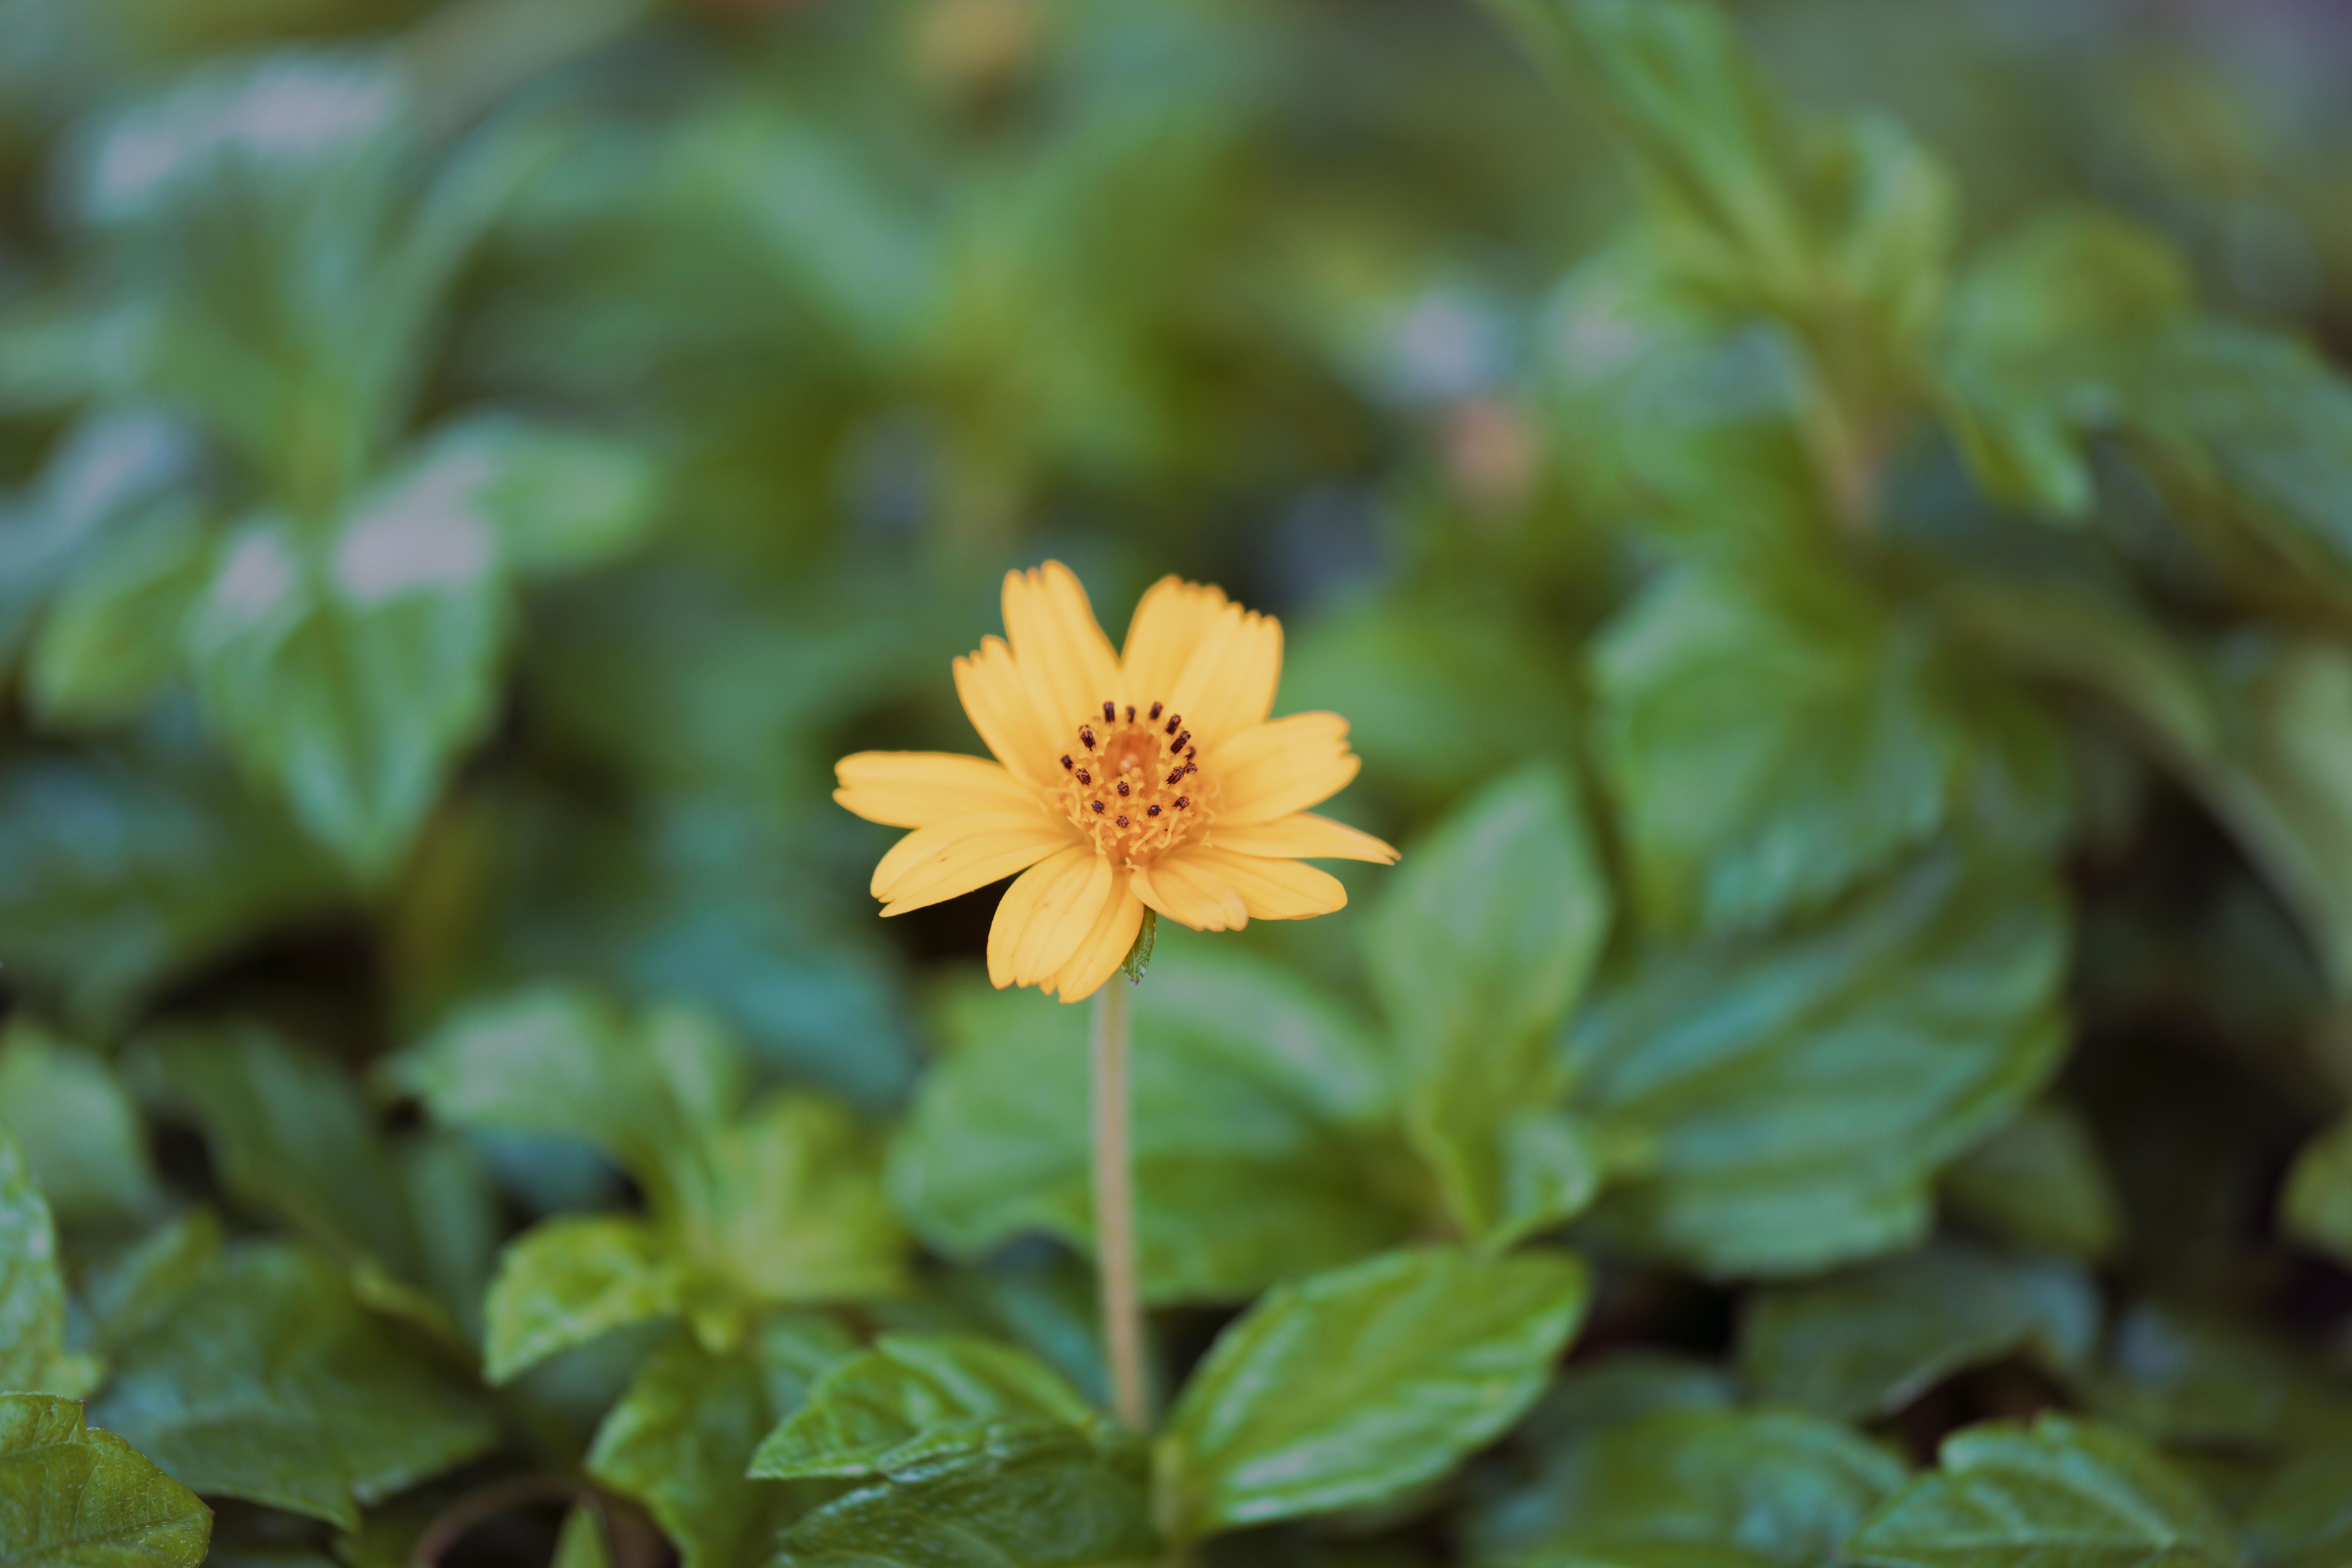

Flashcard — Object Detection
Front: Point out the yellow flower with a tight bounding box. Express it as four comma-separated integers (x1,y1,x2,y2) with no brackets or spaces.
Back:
836,562,1398,1003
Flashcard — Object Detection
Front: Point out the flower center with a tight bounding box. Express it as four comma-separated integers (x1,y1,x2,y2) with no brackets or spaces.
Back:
1055,698,1212,867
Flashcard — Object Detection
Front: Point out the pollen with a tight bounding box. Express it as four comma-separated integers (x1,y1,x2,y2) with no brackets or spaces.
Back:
1057,697,1213,866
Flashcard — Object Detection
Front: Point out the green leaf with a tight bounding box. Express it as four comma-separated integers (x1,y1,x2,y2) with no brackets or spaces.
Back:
1737,1240,2098,1422
483,1215,684,1384
24,500,212,730
1364,764,1613,1246
1938,1101,2122,1262
1843,1415,2243,1568
0,1128,103,1397
89,1240,496,1530
1466,1405,1906,1568
0,1393,212,1568
1567,850,2069,1277
1157,1246,1591,1542
183,513,505,881
586,1316,856,1568
2282,1112,2352,1267
750,1334,1096,1482
889,943,1415,1303
552,1501,612,1568
1592,564,1965,935
0,1018,158,1226
2078,1300,2352,1455
773,1425,1156,1568
2245,1447,2352,1568
378,415,659,580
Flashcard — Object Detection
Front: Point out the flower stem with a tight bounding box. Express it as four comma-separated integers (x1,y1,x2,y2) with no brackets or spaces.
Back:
1091,975,1148,1430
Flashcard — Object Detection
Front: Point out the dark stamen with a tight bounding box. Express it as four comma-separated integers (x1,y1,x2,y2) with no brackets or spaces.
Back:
1166,769,1184,785
1102,701,1115,724
1080,726,1096,751
1149,702,1163,720
1076,769,1091,785
1174,796,1191,810
1125,705,1136,722
1060,755,1073,771
1165,714,1182,735
1116,781,1130,797
1115,815,1129,828
1172,730,1190,753
1186,746,1197,760
1092,800,1105,813
1147,804,1162,817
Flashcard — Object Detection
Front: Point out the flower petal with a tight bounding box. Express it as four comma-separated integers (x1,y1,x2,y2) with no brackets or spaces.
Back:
1209,811,1398,863
1120,576,1230,705
955,636,1060,787
1181,846,1348,920
987,845,1093,988
836,751,1039,829
1003,562,1122,737
1215,713,1361,825
1133,854,1247,933
874,812,1073,914
1014,850,1115,985
1048,882,1146,1004
1166,601,1283,748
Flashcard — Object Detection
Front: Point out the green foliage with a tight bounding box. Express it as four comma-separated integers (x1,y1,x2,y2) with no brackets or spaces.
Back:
1844,1416,2244,1568
0,1394,212,1568
6,0,2352,1560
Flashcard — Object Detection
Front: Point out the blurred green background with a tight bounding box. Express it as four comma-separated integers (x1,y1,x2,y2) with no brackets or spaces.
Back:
4,0,2348,1101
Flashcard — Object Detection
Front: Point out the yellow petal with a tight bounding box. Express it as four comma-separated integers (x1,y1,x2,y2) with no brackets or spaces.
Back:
1135,854,1248,932
955,637,1059,787
1048,882,1146,1003
874,812,1073,914
1119,576,1230,705
1182,846,1347,920
1014,851,1114,985
987,845,1093,988
836,751,1040,829
1209,812,1398,863
1166,601,1282,748
1215,713,1361,825
1003,562,1122,736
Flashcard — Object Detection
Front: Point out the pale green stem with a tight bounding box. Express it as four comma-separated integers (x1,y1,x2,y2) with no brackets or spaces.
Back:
1091,976,1148,1429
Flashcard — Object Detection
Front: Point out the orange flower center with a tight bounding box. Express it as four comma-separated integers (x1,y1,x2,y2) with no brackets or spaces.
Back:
1055,698,1214,868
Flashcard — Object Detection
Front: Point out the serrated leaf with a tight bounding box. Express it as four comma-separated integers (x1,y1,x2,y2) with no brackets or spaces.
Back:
1158,1246,1590,1542
1364,764,1613,1246
889,942,1414,1303
0,1393,211,1568
1939,1102,2122,1262
184,513,505,882
1466,1405,1906,1568
1592,564,1965,935
750,1334,1095,1482
483,1215,684,1385
0,1019,158,1226
773,1425,1156,1568
0,1129,103,1397
1738,1240,2098,1421
1843,1415,2242,1568
1567,850,2069,1277
89,1241,495,1530
586,1317,855,1568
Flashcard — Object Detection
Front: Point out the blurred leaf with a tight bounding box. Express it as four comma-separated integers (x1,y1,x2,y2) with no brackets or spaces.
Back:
1592,563,1965,935
890,942,1413,1304
183,512,504,881
2245,1448,2352,1568
370,414,659,580
586,1316,855,1568
1843,1415,2241,1568
0,1018,158,1226
552,1501,612,1568
773,1424,1155,1568
0,1129,103,1397
2282,1112,2352,1268
483,1216,682,1385
1157,1246,1590,1542
681,1093,907,1315
1567,850,2070,1277
0,733,341,1032
24,499,211,729
750,1333,1095,1481
2078,1300,2352,1455
1365,763,1612,1246
1466,1405,1906,1568
1938,1101,2123,1262
1737,1239,2098,1422
90,1240,496,1530
0,1394,212,1568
